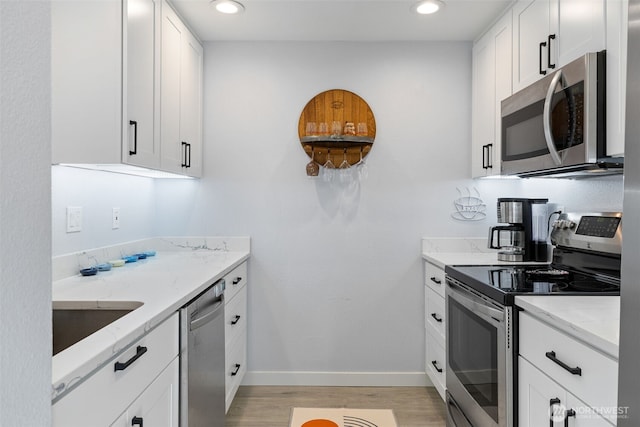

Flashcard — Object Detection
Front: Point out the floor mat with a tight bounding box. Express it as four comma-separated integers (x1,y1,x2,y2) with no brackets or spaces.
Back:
290,407,397,427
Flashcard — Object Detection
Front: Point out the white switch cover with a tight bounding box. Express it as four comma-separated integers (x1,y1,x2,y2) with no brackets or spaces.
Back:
66,206,82,233
112,207,120,229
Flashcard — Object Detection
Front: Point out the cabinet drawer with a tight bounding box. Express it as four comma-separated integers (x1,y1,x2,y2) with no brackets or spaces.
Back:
425,328,446,401
224,262,247,303
425,285,446,341
225,284,247,347
53,313,179,426
424,261,446,297
519,312,617,412
225,329,247,413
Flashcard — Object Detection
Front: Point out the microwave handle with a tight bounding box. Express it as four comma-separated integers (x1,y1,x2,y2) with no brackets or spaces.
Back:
543,70,566,166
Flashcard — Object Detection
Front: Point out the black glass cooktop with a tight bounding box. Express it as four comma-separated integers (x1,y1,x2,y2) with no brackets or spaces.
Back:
445,264,621,305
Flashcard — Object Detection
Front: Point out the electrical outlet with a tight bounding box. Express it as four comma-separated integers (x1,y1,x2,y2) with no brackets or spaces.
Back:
112,207,121,229
66,206,82,233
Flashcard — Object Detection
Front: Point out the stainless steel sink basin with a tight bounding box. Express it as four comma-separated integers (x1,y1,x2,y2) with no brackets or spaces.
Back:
52,301,143,356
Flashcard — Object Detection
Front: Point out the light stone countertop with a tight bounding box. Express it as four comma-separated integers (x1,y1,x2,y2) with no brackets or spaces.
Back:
52,243,250,402
515,295,620,359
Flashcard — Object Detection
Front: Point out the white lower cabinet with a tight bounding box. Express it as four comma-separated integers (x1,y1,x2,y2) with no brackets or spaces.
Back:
111,358,179,427
424,260,446,401
224,262,248,411
53,313,179,426
518,312,617,426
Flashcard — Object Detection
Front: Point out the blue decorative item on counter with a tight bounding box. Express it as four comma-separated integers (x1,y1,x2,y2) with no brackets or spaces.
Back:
123,255,139,263
133,253,147,259
143,250,156,257
80,267,98,276
96,263,112,271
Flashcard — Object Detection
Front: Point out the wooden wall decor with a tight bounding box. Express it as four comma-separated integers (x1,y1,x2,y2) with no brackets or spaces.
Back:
298,89,376,169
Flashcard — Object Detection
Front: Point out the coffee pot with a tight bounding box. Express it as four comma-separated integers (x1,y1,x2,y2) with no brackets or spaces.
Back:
488,198,550,262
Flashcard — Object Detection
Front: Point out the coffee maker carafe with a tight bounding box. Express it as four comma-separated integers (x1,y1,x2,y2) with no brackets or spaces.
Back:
488,198,550,262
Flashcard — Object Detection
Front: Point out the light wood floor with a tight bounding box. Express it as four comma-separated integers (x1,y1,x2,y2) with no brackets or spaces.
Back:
226,386,447,427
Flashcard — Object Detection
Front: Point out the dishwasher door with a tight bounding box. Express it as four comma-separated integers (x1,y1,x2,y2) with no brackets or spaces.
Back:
180,279,225,427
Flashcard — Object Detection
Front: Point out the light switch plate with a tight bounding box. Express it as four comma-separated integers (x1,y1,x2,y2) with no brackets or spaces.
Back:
112,207,120,229
66,206,82,233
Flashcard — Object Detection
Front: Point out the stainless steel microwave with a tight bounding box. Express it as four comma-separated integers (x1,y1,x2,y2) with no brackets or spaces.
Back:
501,51,623,178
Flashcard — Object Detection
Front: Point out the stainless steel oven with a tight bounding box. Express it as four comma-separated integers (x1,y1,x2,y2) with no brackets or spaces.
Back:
445,277,513,427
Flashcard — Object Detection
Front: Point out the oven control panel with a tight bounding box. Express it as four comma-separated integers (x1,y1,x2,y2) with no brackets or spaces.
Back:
551,212,622,254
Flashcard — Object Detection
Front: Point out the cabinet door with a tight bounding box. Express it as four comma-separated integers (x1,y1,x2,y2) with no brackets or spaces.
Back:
471,31,496,178
112,358,179,427
180,30,204,177
606,0,628,157
519,356,567,427
125,0,161,169
471,11,512,178
160,2,203,177
160,3,185,175
552,0,605,68
513,0,552,92
51,0,123,164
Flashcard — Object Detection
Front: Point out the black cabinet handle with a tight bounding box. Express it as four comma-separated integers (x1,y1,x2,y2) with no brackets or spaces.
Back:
181,142,188,167
430,276,442,285
186,142,191,168
539,41,547,75
132,417,143,427
482,144,488,169
231,363,241,376
549,398,561,427
431,360,443,373
545,351,582,376
129,120,138,155
430,313,443,323
114,346,148,372
548,34,556,69
486,143,493,168
231,315,241,325
564,408,576,427
233,277,242,285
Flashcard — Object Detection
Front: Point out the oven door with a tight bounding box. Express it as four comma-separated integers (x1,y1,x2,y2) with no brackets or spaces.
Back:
446,279,512,427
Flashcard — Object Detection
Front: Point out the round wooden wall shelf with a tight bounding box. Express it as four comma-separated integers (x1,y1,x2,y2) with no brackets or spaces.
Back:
298,89,376,168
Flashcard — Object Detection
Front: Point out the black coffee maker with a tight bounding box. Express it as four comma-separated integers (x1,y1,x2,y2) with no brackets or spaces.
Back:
488,198,550,262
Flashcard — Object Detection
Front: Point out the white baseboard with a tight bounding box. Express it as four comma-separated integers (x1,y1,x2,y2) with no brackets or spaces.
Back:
242,371,432,387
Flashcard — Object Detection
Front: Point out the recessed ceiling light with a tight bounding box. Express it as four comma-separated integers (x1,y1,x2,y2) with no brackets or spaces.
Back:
413,0,445,15
210,0,245,14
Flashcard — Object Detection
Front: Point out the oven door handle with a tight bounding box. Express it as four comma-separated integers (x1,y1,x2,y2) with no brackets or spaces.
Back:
543,69,566,166
448,281,504,323
446,393,474,427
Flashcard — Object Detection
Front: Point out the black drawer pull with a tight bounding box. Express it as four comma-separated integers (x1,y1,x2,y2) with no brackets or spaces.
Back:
232,277,242,285
231,363,241,376
430,276,442,285
549,398,561,427
548,34,556,69
545,351,582,376
129,120,138,155
430,313,443,323
114,346,148,372
231,315,241,325
431,360,443,373
132,416,143,427
564,408,576,427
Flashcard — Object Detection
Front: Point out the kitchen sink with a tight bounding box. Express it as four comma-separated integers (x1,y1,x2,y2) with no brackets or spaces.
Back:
52,301,143,356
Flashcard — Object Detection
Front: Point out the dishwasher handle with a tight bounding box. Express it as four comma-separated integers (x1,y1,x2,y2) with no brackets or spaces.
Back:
190,298,224,331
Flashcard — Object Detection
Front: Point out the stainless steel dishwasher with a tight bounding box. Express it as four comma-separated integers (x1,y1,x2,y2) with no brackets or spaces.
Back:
180,278,226,427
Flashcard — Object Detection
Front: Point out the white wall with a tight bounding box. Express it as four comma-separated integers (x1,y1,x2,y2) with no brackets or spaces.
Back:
0,1,52,424
52,166,157,256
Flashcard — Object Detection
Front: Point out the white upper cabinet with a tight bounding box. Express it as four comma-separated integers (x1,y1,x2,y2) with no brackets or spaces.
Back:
471,11,512,178
161,2,203,177
52,0,203,177
125,0,161,169
606,0,628,157
52,0,123,164
512,0,605,93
